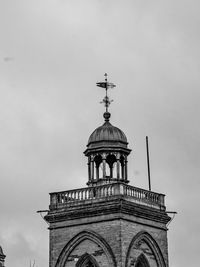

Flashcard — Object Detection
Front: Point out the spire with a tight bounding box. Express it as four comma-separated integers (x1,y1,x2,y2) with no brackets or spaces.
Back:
96,73,116,121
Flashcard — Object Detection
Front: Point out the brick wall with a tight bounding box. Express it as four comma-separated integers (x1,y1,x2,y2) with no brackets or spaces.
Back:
49,216,168,267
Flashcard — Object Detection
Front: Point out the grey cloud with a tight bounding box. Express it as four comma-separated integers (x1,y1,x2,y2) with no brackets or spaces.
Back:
0,1,199,266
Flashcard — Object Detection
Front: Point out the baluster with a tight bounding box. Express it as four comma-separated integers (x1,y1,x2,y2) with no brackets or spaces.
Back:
80,190,83,200
56,194,59,204
82,190,85,200
130,188,133,197
104,186,107,196
63,193,66,203
102,187,104,197
95,187,98,198
108,185,111,196
112,184,115,196
90,188,93,199
104,186,107,197
85,189,88,199
101,187,103,197
57,194,60,204
106,186,109,196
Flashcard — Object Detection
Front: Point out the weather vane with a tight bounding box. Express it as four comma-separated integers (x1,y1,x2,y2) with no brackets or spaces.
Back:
96,73,116,112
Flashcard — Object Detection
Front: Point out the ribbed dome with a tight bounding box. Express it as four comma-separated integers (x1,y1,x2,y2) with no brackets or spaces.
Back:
87,121,127,146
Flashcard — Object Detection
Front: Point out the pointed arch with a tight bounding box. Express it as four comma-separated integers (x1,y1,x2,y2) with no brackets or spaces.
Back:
135,253,150,267
125,231,166,267
76,253,99,267
55,230,117,267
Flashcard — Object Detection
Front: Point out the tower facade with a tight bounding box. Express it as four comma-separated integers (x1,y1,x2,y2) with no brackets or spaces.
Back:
45,76,171,267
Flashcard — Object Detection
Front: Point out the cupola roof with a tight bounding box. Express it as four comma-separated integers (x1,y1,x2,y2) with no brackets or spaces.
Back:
87,112,128,148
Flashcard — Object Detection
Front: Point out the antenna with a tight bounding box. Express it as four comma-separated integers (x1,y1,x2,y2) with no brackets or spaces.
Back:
146,136,151,191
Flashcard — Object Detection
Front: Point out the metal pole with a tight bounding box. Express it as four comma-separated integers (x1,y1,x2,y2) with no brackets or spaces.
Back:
146,136,151,191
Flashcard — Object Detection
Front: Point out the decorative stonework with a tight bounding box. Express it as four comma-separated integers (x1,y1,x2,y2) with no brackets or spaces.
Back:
125,231,166,267
76,253,99,267
55,230,116,267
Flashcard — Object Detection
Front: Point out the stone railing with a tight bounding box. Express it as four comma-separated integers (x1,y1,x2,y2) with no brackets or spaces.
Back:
49,182,165,211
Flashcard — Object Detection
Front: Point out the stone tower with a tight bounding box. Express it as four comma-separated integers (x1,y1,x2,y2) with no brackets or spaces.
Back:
44,75,171,267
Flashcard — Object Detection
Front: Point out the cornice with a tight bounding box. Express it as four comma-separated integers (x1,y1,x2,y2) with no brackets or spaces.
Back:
45,197,170,226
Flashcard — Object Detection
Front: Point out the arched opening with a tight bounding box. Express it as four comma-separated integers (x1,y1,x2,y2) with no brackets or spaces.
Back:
135,254,150,267
106,154,116,178
55,230,117,267
88,153,128,182
94,155,102,180
76,253,99,267
120,155,125,179
97,154,117,179
125,231,166,267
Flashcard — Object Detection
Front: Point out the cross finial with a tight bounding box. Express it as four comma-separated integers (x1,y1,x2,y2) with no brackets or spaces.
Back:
96,74,116,116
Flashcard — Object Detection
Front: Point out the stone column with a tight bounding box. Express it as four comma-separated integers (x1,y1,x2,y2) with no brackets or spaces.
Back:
116,153,120,180
95,164,99,180
125,159,128,181
102,153,106,178
88,157,91,182
110,165,113,178
91,159,94,181
121,163,124,180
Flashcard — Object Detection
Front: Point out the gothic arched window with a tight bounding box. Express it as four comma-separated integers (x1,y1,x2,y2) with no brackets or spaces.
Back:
76,253,99,267
83,260,95,267
135,254,150,267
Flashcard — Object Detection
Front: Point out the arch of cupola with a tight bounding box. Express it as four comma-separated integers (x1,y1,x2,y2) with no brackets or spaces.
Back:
55,230,117,267
125,231,166,267
89,152,127,182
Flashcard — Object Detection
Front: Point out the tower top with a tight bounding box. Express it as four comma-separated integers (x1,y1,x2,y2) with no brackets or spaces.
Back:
96,73,116,121
84,74,131,186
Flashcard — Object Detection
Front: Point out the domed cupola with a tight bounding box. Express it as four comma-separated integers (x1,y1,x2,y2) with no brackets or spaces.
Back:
84,74,131,186
87,111,128,149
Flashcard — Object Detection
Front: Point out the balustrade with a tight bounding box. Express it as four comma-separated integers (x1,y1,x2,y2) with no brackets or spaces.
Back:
50,182,165,210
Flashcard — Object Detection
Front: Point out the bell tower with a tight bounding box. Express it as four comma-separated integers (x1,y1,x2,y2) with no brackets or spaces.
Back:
44,75,172,267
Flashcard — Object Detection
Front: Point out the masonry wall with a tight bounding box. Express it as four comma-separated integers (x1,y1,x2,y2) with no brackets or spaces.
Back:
120,220,168,267
49,213,168,267
49,219,121,267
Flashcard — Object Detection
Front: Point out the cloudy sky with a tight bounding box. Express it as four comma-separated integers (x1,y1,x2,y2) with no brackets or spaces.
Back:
0,0,199,266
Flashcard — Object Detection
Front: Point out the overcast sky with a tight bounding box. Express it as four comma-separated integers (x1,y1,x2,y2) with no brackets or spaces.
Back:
0,1,199,266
